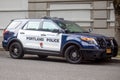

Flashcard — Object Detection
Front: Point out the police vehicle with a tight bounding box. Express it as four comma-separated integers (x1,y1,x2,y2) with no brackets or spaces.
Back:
2,17,118,64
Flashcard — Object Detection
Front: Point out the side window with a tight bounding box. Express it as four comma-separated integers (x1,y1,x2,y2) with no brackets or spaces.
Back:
42,21,59,31
23,22,40,30
7,21,21,29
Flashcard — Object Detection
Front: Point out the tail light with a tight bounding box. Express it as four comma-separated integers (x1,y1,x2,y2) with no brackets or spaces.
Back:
3,29,9,36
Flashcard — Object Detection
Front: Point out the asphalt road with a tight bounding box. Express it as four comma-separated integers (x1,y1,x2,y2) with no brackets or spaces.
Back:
0,51,120,80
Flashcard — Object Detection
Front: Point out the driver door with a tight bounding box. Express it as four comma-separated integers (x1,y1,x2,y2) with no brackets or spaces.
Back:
40,20,62,52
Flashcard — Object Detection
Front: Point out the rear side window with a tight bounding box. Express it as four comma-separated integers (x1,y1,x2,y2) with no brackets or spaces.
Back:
23,22,41,30
7,21,21,29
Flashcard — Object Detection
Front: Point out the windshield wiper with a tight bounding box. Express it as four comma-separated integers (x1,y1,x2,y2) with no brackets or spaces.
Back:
82,31,89,33
69,31,89,33
69,31,82,33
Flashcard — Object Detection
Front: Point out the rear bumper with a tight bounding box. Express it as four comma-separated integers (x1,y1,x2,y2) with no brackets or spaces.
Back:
80,49,112,60
2,41,9,51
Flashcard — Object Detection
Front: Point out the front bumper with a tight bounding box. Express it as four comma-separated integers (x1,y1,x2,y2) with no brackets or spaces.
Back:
80,48,112,60
81,37,118,60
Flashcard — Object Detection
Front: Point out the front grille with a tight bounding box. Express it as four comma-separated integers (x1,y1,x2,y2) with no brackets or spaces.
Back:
96,37,118,56
96,38,113,49
96,38,106,48
106,38,113,47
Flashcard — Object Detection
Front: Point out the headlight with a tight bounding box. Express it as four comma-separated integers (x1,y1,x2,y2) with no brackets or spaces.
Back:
80,36,97,45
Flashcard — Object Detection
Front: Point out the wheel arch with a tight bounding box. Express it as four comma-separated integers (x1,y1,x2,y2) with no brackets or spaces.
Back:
61,41,82,57
8,38,23,50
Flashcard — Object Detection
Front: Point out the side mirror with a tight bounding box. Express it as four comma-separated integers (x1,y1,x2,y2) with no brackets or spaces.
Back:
52,29,63,33
64,29,69,33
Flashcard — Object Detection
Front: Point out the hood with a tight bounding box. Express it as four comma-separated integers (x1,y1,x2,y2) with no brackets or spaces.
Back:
72,32,108,39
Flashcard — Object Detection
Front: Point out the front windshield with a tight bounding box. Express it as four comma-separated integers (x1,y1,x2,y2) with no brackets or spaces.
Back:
54,20,88,33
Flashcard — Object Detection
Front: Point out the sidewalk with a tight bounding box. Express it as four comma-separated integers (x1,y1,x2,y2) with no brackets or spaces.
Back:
0,36,4,51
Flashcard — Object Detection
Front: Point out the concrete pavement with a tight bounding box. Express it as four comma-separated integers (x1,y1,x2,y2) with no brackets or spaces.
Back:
0,51,120,80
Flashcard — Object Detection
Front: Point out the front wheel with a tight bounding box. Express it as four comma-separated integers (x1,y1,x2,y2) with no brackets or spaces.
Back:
65,45,82,64
9,42,24,59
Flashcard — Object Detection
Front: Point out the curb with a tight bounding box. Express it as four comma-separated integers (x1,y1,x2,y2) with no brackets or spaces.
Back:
117,56,120,58
0,47,4,51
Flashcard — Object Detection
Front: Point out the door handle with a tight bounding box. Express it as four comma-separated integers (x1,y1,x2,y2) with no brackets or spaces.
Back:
20,32,25,34
41,34,46,36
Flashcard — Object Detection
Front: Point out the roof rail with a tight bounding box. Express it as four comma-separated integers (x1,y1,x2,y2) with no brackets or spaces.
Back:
41,16,51,19
41,16,64,20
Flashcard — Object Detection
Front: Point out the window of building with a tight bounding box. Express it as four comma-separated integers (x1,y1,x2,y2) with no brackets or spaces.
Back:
107,2,115,27
49,2,92,28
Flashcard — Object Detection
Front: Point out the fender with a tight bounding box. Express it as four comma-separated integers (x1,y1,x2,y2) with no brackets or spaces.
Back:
61,40,82,56
7,37,23,50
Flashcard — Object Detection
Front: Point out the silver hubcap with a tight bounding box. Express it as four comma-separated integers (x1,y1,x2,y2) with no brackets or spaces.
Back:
14,48,18,54
72,52,77,58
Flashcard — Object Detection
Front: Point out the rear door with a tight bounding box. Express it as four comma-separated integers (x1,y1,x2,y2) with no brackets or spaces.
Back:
17,20,43,49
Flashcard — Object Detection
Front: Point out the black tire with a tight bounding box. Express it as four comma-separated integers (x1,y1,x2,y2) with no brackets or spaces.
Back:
104,57,112,62
9,42,24,59
65,45,82,64
37,55,48,59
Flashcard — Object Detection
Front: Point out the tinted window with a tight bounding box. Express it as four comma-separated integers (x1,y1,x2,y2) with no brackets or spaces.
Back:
55,21,88,33
23,22,40,30
7,21,21,29
42,21,59,31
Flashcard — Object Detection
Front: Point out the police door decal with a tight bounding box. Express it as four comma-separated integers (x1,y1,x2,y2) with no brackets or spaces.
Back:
40,32,62,52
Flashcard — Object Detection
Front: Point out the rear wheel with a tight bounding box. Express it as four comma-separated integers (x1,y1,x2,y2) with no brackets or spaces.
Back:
9,42,24,59
65,45,82,64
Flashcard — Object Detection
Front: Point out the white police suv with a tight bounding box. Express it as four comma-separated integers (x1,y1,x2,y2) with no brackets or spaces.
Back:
2,17,118,64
